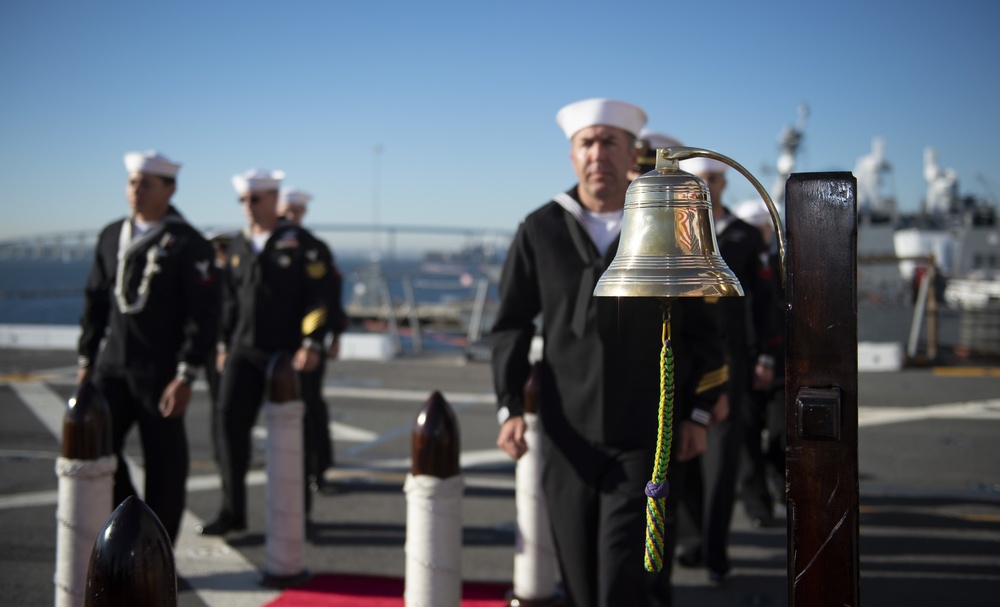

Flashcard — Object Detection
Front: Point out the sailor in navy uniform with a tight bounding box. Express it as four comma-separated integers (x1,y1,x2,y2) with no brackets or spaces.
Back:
78,150,220,544
491,100,728,607
674,157,778,582
199,169,332,535
278,188,348,500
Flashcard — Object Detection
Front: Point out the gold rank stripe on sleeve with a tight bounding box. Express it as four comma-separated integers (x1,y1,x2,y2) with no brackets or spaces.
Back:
695,364,729,394
302,307,328,336
306,260,327,280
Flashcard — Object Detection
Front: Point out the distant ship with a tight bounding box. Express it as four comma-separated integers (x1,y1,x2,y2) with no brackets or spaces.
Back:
852,136,1000,308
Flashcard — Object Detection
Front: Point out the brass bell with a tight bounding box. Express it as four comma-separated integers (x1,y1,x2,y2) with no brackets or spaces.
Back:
594,148,745,299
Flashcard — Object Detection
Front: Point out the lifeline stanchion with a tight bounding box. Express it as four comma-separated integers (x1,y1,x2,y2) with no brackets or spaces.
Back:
404,391,463,607
55,381,116,607
508,362,562,606
260,352,311,588
85,496,177,607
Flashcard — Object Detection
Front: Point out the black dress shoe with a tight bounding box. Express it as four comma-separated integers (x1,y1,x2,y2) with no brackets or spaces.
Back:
197,513,246,535
677,545,703,568
708,568,730,584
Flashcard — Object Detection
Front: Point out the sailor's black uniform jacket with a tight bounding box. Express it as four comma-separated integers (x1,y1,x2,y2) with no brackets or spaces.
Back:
491,187,728,450
78,206,220,377
220,221,331,353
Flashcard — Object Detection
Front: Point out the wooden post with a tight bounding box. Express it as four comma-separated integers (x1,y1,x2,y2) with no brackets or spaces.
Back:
784,173,860,606
411,391,461,478
405,391,463,606
56,382,116,607
62,382,112,460
85,496,177,607
260,352,310,588
508,362,562,607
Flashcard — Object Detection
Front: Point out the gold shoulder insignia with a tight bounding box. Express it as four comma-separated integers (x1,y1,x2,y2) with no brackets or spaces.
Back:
306,261,327,280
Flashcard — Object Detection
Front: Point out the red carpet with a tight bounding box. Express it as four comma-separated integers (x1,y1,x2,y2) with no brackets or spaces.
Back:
265,573,509,607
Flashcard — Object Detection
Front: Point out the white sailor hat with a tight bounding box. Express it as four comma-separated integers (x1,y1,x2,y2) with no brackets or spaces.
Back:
232,169,286,194
123,150,180,178
280,188,313,205
556,98,647,139
733,198,771,227
680,156,729,175
639,129,683,151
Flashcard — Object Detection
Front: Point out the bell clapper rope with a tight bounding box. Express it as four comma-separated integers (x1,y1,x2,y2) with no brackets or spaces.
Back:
644,300,675,572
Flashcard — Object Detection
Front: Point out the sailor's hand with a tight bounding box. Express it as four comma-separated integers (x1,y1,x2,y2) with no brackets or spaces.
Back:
497,416,528,460
293,347,320,372
159,378,192,419
710,393,730,427
328,337,340,361
216,351,227,374
76,366,93,386
753,362,775,391
675,420,708,462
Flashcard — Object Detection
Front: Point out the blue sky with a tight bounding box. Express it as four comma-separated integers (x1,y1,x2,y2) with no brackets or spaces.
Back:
1,0,998,252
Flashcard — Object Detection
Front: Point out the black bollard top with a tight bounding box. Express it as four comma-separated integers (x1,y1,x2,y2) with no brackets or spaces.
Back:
85,496,177,607
411,390,460,478
267,352,299,404
62,381,112,460
523,362,542,415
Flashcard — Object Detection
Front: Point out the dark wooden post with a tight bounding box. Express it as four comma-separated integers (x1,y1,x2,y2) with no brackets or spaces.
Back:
85,496,177,607
784,173,860,606
412,391,461,478
63,382,112,459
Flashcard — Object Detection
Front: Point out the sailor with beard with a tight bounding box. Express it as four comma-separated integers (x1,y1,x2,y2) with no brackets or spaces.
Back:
77,150,220,544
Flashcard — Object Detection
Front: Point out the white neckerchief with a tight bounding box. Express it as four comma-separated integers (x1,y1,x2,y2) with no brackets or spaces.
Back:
715,213,734,236
553,192,622,256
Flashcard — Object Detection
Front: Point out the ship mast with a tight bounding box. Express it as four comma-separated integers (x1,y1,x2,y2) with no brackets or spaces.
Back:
770,104,809,216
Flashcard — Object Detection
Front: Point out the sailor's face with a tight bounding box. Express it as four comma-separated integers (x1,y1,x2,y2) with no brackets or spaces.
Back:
695,171,727,210
240,189,279,226
278,202,307,226
126,172,174,217
570,125,636,203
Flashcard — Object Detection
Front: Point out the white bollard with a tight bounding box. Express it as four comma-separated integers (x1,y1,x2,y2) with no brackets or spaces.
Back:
262,399,308,585
404,474,464,607
260,353,309,588
404,391,463,607
54,382,115,607
54,455,117,607
512,412,558,602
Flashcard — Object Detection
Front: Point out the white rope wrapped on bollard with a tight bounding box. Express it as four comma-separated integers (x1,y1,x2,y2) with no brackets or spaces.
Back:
403,473,464,607
404,390,463,607
260,353,311,588
512,412,558,603
55,381,115,607
55,456,117,607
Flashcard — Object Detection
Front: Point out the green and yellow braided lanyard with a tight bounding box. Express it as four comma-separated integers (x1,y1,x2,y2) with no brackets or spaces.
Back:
644,305,674,573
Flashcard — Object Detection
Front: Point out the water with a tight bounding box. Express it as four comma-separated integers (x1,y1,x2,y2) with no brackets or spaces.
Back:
0,255,501,327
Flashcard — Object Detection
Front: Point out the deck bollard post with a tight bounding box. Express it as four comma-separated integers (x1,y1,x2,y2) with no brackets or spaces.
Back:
84,496,176,606
55,381,116,607
784,173,860,606
260,352,311,588
508,362,561,606
404,390,463,607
